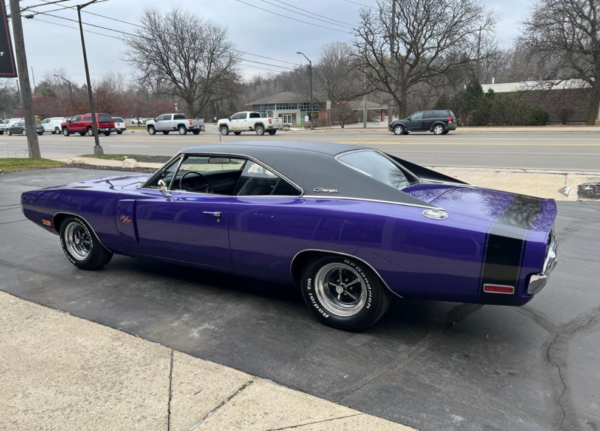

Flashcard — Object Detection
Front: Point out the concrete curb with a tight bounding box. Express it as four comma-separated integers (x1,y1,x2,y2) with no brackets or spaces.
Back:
0,291,416,431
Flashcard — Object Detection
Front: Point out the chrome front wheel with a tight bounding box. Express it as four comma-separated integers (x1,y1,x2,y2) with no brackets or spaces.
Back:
315,262,367,317
64,221,92,261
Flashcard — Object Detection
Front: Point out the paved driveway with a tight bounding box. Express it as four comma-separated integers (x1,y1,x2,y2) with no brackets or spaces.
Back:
1,168,599,431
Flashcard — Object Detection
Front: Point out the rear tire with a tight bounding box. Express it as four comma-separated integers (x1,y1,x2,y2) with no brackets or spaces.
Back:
268,130,276,135
192,130,200,135
59,216,113,270
255,125,265,136
22,128,26,136
300,255,392,331
117,130,123,135
393,125,404,135
433,124,445,135
178,125,188,135
148,126,156,135
87,128,93,137
220,126,229,136
162,131,170,135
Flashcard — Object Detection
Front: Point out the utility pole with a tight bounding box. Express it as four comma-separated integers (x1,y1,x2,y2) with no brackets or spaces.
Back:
389,0,396,122
363,45,368,128
30,66,35,89
297,52,314,130
9,0,41,158
77,0,103,156
55,75,75,115
476,26,482,83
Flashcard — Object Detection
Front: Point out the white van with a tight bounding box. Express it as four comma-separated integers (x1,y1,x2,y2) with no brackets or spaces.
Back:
41,117,68,134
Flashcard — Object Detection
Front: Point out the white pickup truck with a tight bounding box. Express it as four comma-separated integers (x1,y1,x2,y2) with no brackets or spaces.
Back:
146,113,205,135
218,112,283,136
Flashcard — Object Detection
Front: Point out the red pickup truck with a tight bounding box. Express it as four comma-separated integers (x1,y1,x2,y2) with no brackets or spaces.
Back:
61,113,115,137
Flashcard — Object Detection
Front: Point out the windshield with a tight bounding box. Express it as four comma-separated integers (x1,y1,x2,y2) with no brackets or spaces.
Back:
337,151,415,190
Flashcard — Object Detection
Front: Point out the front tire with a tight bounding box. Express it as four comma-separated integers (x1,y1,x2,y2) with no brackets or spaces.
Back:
433,124,445,135
255,125,265,136
393,125,404,135
8,130,12,136
234,131,241,136
148,126,156,135
59,216,113,270
220,126,229,136
300,255,392,331
62,128,70,136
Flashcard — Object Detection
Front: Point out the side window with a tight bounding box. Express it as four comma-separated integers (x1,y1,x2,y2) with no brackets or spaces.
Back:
235,161,300,196
410,112,423,121
172,156,246,194
84,116,92,122
72,116,81,122
435,110,449,117
156,115,167,121
423,111,435,119
42,119,49,124
145,157,183,189
249,113,260,118
173,114,186,120
231,113,246,120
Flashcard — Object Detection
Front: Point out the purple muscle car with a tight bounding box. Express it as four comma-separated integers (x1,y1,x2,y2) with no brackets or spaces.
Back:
21,142,558,330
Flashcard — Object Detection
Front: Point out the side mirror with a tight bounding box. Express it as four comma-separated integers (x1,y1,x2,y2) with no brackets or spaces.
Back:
158,179,172,198
228,117,232,121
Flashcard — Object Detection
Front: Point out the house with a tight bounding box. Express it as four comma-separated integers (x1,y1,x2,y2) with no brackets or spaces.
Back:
246,92,388,126
481,79,599,124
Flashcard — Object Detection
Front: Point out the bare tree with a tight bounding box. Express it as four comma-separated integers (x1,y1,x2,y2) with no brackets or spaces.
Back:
355,0,495,118
126,8,240,118
522,0,600,125
316,42,369,124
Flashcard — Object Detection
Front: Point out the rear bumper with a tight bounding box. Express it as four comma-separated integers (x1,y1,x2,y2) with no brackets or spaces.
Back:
527,231,558,294
447,123,457,131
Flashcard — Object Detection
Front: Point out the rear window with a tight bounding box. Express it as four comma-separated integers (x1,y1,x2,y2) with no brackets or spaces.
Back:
98,114,112,122
249,113,260,118
337,150,414,190
113,117,124,122
174,114,186,120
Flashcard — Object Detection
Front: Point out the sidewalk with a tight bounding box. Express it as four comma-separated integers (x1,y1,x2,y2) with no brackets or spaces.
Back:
56,157,600,201
0,292,415,431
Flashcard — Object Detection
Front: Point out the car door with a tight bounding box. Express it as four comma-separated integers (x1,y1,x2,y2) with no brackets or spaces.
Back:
421,111,435,131
155,114,170,131
70,116,82,132
406,112,423,131
116,155,243,270
229,113,246,131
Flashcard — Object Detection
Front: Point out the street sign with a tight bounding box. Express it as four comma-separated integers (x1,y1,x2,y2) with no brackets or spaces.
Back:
0,0,17,78
326,100,331,110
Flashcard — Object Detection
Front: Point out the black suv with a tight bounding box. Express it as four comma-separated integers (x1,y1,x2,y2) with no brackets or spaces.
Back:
389,110,457,135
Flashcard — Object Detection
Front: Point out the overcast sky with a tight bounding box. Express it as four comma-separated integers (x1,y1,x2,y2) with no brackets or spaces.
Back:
12,0,532,87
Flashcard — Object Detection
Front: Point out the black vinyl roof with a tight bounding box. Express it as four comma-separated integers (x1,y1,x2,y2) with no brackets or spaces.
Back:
180,141,442,208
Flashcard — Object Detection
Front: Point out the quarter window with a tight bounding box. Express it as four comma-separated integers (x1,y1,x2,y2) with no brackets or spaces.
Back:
337,151,415,190
235,161,300,196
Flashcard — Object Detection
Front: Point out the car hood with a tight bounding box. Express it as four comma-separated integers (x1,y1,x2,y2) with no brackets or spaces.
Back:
404,183,557,239
44,174,152,192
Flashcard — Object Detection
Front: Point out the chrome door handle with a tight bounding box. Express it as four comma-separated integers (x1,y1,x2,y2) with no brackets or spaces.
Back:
203,211,222,218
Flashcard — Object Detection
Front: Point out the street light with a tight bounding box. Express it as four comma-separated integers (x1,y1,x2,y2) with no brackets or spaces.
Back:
77,0,103,156
296,52,314,130
54,75,75,116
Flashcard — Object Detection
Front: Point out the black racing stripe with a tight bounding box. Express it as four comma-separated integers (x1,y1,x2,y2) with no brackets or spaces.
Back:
479,195,542,305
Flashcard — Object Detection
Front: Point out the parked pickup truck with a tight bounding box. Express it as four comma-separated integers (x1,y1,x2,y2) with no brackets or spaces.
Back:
61,113,115,137
218,112,283,136
146,114,205,135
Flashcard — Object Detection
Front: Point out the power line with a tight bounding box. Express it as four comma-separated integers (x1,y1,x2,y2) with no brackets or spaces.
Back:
32,16,123,40
257,0,355,30
29,0,143,28
239,62,284,73
35,11,143,38
342,0,376,8
235,50,300,66
272,0,357,27
231,0,352,34
239,58,293,70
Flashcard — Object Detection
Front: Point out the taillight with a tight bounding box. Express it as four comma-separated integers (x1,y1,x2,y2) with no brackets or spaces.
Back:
269,118,272,124
189,120,192,126
448,117,453,123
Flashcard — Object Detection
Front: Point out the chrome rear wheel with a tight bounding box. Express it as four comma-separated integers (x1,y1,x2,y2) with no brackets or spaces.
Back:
315,262,367,317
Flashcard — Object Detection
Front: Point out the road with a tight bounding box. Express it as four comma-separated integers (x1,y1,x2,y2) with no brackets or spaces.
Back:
2,128,600,171
2,168,600,431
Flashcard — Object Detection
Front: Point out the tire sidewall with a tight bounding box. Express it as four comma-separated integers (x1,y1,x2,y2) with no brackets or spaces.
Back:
256,125,265,135
148,126,156,135
301,255,383,330
60,217,95,268
433,125,444,135
220,126,229,135
394,125,404,135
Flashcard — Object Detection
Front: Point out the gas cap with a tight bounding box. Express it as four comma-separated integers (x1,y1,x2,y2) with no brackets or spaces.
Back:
423,209,448,220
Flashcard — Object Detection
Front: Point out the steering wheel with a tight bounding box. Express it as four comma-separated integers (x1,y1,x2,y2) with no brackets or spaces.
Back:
179,171,213,193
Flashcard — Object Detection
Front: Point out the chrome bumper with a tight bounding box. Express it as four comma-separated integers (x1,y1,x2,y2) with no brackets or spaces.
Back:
527,232,558,295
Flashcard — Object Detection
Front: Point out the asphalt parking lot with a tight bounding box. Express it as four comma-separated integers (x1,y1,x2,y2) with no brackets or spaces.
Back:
1,167,599,431
2,127,600,171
